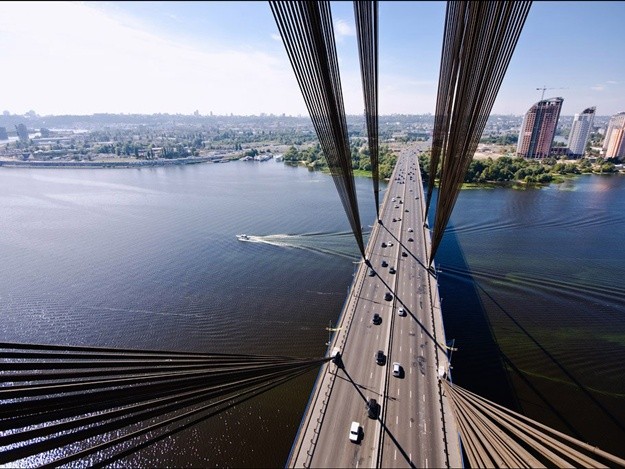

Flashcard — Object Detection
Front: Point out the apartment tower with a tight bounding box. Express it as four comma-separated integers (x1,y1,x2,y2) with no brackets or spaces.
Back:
603,112,625,159
568,106,596,157
517,97,563,158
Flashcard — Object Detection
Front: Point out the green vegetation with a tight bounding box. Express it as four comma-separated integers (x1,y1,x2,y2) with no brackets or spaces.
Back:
479,134,518,145
419,153,620,187
282,140,397,180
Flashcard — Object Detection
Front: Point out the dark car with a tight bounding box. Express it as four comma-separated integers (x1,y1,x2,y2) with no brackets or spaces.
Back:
372,313,382,325
375,350,385,365
381,260,388,267
367,398,379,419
389,267,396,274
408,237,414,242
381,242,387,248
368,269,375,277
384,292,393,301
402,251,408,257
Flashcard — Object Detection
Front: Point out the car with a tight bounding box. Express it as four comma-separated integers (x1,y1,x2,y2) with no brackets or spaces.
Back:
388,242,393,247
384,292,393,301
393,362,402,377
392,218,397,222
395,205,399,209
389,267,396,274
408,237,414,242
381,260,388,267
398,307,406,316
381,242,387,248
368,269,375,277
401,251,408,257
349,421,361,442
375,350,385,365
405,209,409,212
366,398,379,419
372,313,382,325
408,228,414,233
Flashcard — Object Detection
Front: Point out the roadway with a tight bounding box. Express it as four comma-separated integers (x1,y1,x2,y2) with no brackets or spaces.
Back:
287,143,462,468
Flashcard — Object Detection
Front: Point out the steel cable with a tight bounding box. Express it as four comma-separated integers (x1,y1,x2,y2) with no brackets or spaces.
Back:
425,1,532,264
354,1,380,219
270,1,366,258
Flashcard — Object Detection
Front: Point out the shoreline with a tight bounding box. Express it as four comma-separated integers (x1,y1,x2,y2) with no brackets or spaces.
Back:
0,155,221,169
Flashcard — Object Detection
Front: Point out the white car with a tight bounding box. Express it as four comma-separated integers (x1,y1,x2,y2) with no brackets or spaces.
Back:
349,421,360,442
398,307,406,316
393,362,402,377
408,228,413,233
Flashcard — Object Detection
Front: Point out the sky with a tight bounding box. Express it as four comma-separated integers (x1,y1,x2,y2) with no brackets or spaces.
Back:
1,1,624,117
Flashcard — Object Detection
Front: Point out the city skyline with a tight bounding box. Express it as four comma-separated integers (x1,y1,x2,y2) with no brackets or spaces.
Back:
1,1,624,117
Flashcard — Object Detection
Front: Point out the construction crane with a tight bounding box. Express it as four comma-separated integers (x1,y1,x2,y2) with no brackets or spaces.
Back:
536,86,567,101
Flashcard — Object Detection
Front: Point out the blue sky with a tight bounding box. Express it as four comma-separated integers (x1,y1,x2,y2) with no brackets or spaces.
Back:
1,1,623,117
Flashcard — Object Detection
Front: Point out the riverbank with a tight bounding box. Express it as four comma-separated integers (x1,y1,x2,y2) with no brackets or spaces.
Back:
0,155,221,168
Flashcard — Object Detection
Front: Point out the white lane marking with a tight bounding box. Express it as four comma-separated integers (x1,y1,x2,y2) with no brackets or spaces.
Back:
410,390,412,399
423,394,425,402
410,453,412,463
394,450,397,461
410,419,412,428
410,348,412,354
425,459,428,468
399,346,402,352
425,422,427,433
398,388,400,397
396,416,399,425
410,367,412,374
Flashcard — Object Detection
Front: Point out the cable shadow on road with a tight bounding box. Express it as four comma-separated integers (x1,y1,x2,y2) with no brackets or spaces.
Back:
366,254,448,360
378,222,434,277
337,365,416,468
332,371,397,402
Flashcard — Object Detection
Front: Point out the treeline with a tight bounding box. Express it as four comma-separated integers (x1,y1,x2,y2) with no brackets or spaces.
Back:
282,140,397,179
419,154,620,185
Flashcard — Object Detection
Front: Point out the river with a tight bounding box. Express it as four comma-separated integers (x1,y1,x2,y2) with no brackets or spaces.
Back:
0,161,623,466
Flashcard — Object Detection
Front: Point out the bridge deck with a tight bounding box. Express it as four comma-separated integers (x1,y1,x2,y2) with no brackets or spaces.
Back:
287,144,462,468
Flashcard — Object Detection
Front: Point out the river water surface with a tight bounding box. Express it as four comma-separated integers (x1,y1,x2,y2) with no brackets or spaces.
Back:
1,161,623,465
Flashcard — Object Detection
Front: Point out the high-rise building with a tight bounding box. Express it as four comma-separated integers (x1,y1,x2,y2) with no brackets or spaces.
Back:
603,112,625,159
15,123,29,143
0,127,8,140
517,97,563,158
568,106,595,157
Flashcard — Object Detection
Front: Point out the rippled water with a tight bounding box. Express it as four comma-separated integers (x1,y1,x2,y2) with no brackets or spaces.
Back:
437,175,625,459
1,164,624,465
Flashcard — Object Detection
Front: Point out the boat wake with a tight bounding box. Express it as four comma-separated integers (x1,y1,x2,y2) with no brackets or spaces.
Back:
236,231,368,260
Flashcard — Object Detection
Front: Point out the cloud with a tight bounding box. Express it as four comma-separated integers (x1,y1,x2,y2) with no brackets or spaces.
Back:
591,85,605,91
606,80,618,85
0,2,307,116
271,33,282,42
334,19,355,38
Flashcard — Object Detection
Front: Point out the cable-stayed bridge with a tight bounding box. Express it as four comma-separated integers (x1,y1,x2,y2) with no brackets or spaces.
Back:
2,1,625,467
